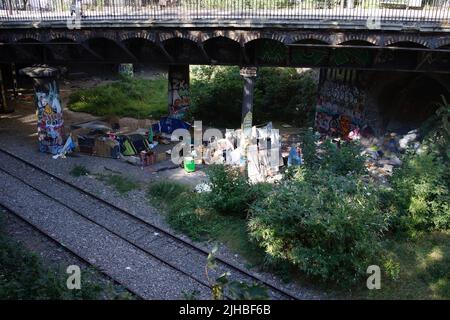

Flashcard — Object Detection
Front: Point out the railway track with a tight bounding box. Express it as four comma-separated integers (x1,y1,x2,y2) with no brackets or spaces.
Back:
0,203,143,299
0,147,299,300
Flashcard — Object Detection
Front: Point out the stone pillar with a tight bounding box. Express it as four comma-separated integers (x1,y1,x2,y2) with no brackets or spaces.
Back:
168,65,190,119
19,66,65,154
239,67,258,163
0,67,11,113
118,63,134,77
11,63,18,99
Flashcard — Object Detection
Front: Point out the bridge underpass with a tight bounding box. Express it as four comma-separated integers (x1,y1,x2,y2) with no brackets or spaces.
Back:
1,0,449,139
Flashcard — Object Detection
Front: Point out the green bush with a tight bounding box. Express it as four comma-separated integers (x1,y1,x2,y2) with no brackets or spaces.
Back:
390,150,449,233
419,96,450,158
206,165,255,218
286,129,366,176
0,234,103,299
148,181,191,205
189,66,317,127
248,169,389,283
320,140,366,176
147,181,264,262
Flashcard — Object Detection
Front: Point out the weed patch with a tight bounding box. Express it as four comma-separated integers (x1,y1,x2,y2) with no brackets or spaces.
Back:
97,174,139,194
68,76,167,119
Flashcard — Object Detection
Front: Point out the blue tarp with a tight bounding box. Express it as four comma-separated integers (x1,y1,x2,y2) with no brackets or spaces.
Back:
152,117,191,135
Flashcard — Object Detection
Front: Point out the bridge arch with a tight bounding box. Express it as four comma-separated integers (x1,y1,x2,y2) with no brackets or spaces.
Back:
122,37,170,63
47,37,85,62
119,32,157,43
47,32,78,42
384,39,429,48
203,36,241,65
337,39,377,47
159,32,202,44
201,31,241,44
245,38,288,66
369,72,449,133
162,37,208,64
83,37,128,62
290,34,331,45
336,35,379,46
436,40,450,49
13,38,53,62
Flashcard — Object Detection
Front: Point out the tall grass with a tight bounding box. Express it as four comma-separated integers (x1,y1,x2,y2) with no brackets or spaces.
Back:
68,76,168,119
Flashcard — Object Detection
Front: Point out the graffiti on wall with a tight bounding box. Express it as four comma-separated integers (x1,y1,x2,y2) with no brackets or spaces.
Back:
168,65,190,119
290,47,371,68
36,80,64,154
315,79,374,138
118,63,134,77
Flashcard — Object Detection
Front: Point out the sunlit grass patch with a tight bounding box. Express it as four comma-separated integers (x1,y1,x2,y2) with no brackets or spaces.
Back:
356,231,450,300
68,76,167,119
147,181,265,267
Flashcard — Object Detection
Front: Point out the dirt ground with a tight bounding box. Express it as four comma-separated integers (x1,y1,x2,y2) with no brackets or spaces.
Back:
0,76,325,300
0,79,209,187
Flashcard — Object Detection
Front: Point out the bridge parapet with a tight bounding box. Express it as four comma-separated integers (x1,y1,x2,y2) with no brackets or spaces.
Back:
0,0,449,32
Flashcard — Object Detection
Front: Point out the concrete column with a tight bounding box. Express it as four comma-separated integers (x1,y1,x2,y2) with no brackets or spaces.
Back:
0,67,11,113
11,63,18,99
239,67,258,163
118,63,133,77
19,66,65,154
168,65,190,119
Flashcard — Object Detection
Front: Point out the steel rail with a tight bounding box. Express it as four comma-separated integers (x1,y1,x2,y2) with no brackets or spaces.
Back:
0,147,299,300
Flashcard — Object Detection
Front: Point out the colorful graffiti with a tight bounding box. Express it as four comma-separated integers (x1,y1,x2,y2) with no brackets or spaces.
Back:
315,79,374,138
168,65,190,119
36,80,64,154
118,63,134,77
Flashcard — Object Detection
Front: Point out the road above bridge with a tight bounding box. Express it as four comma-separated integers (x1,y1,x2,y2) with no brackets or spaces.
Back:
0,1,449,72
1,1,449,32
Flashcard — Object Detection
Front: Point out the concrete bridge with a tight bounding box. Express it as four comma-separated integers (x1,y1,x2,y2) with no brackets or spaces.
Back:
1,1,449,138
0,0,449,72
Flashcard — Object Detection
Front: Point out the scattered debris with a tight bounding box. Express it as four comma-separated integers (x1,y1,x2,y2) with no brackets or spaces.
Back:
194,183,212,193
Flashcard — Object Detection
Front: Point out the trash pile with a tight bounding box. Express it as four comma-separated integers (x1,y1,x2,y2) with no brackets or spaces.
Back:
70,117,191,168
66,114,306,183
358,129,422,182
190,123,293,183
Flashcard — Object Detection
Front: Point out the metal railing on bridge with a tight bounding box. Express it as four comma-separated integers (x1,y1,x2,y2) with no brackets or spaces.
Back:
0,0,449,25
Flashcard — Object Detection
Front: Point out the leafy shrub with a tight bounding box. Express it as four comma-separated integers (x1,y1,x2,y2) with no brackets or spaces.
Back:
320,140,366,176
189,66,317,127
0,234,102,299
390,150,449,233
419,96,450,158
206,165,254,218
166,192,214,241
148,181,190,205
248,169,389,283
287,128,366,176
383,256,401,281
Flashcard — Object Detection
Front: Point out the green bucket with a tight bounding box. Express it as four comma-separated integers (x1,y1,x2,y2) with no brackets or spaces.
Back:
183,156,195,173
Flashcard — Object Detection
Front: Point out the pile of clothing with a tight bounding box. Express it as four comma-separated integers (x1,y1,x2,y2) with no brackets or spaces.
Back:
70,117,192,167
